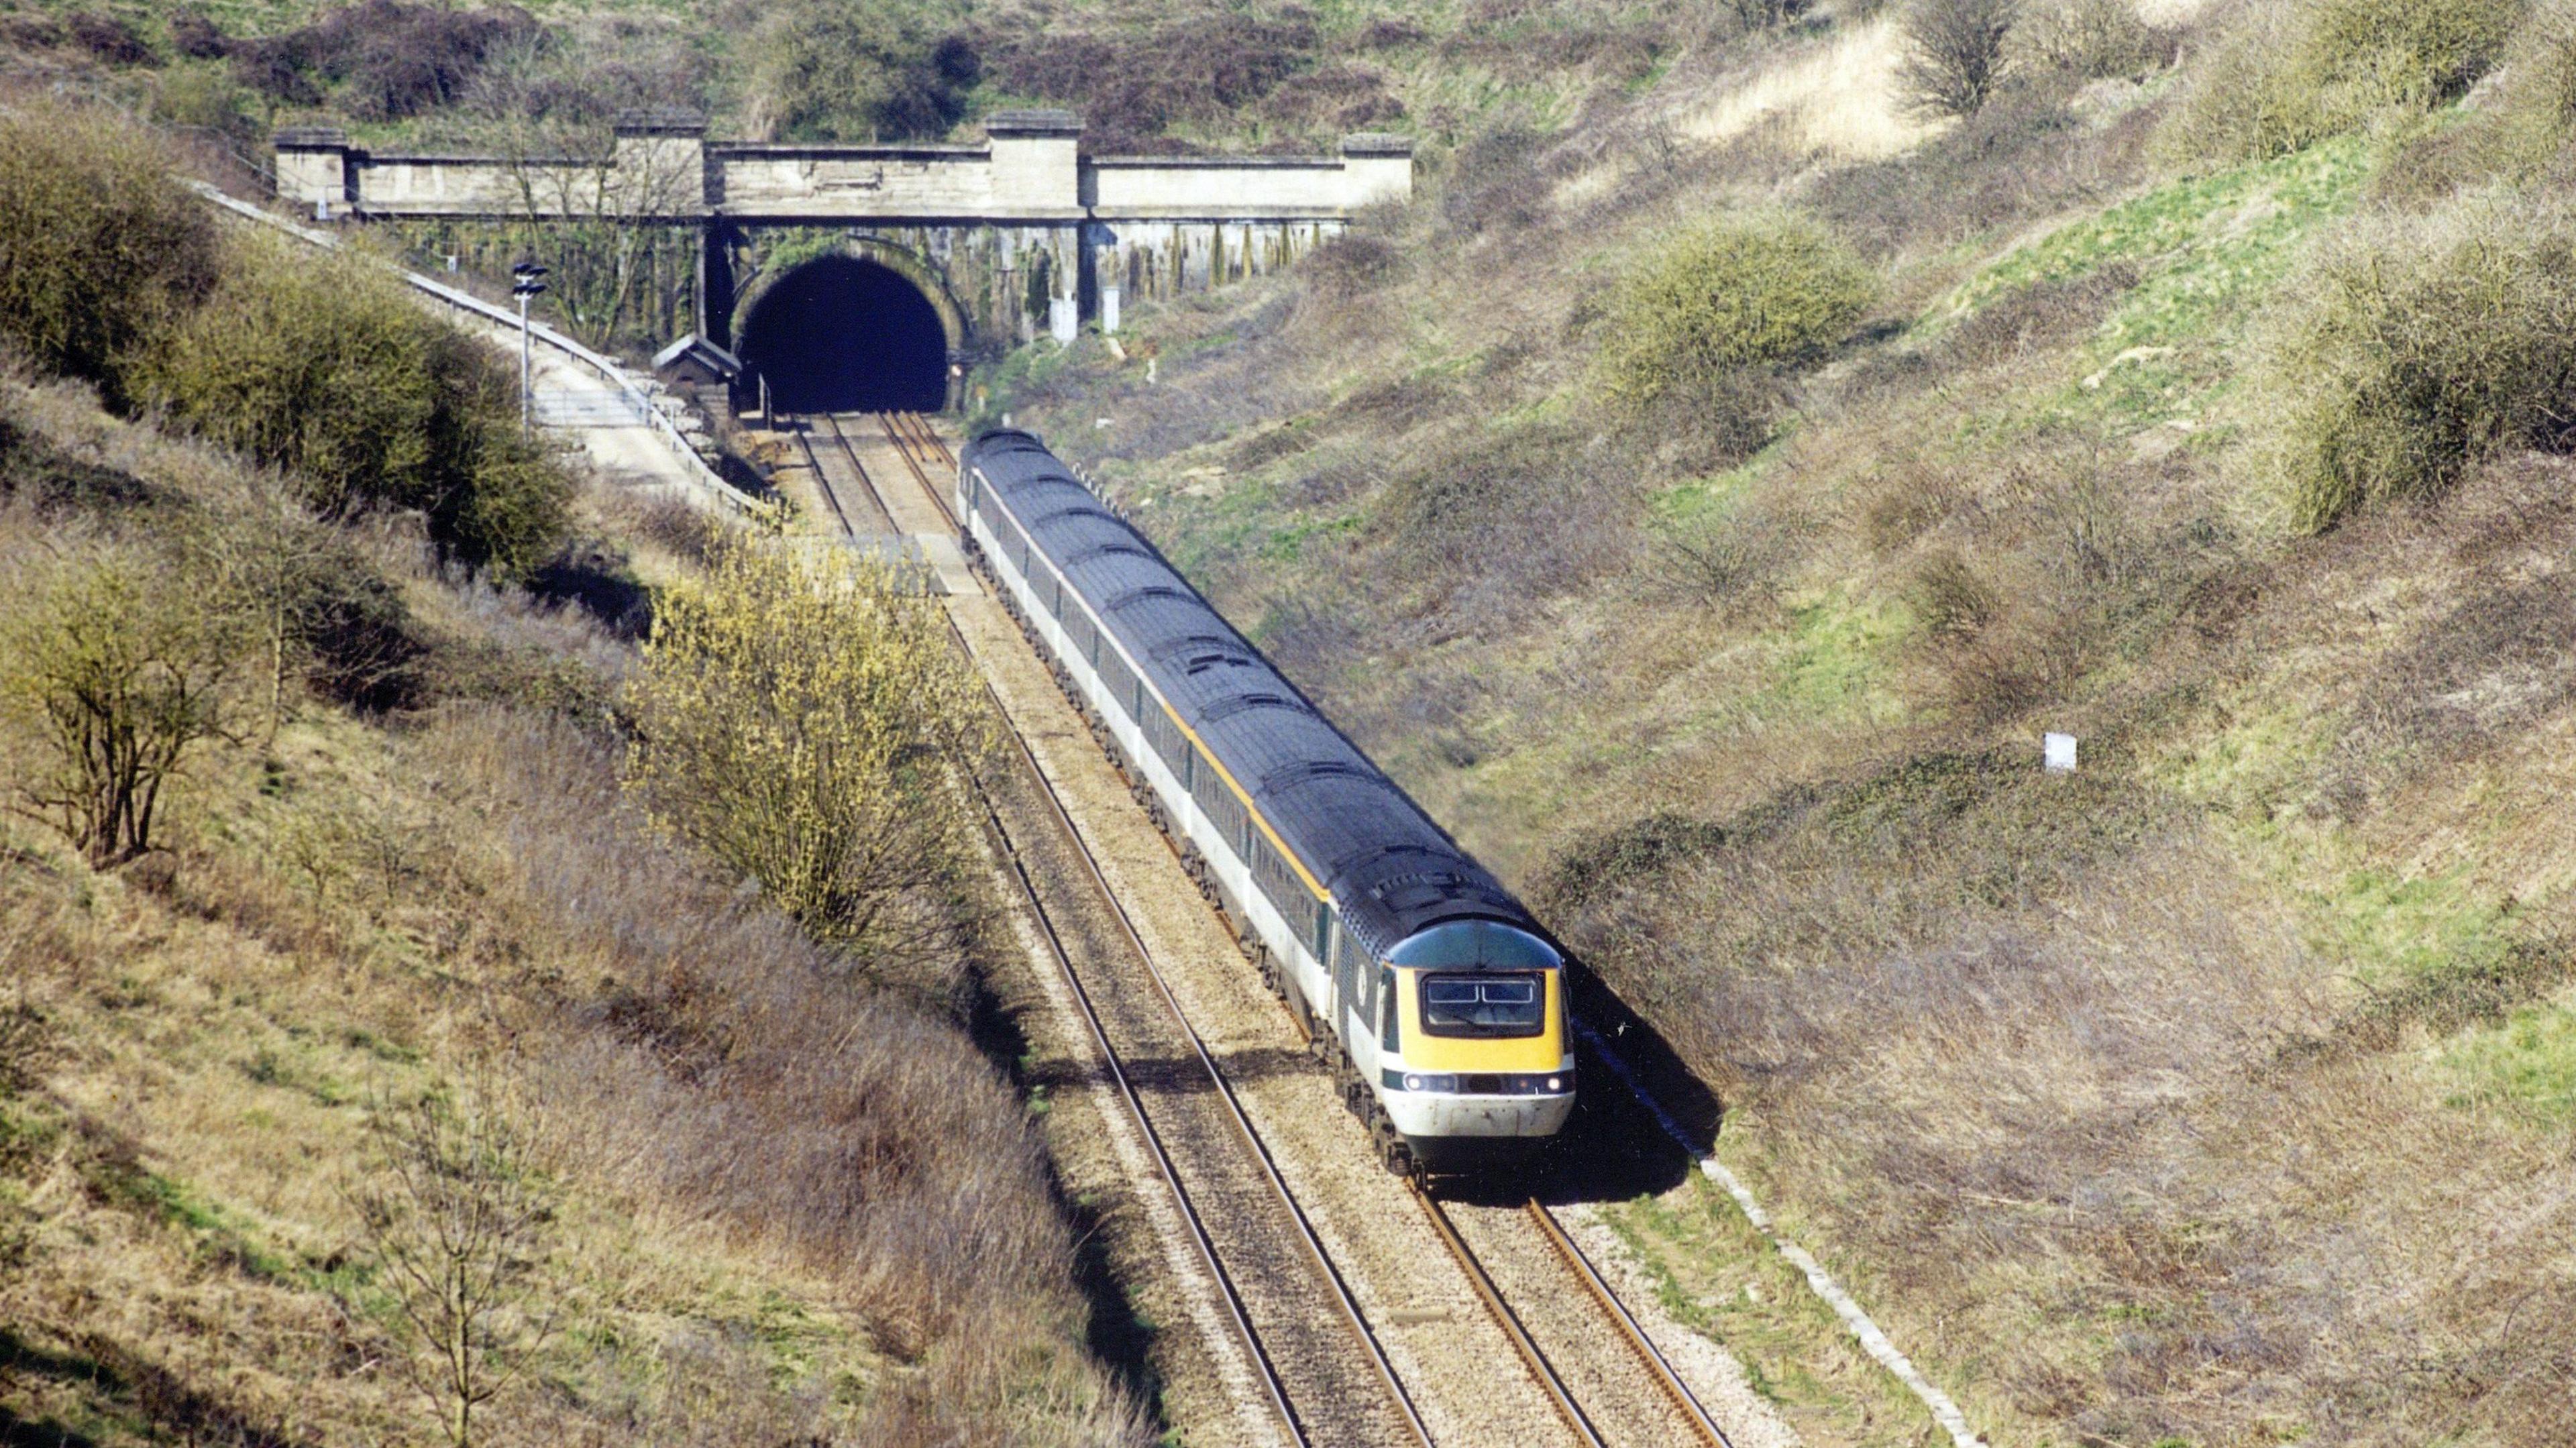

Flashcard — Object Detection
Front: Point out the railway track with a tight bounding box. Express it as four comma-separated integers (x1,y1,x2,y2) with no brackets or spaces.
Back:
797,412,1424,1448
800,410,1748,1448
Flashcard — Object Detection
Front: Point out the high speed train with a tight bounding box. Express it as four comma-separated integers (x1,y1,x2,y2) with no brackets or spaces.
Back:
959,428,1573,1174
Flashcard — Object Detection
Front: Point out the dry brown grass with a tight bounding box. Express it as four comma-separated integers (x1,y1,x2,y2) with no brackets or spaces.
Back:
0,371,1144,1443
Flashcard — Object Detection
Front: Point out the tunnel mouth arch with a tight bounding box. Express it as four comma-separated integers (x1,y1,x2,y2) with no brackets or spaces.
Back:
736,253,953,414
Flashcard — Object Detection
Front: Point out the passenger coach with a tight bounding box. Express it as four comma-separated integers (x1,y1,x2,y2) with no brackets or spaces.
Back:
959,429,1574,1174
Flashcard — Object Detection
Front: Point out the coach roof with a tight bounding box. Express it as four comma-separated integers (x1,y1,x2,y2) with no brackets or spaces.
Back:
965,429,1540,954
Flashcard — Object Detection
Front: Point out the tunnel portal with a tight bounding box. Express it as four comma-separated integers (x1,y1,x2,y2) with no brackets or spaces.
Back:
738,256,949,414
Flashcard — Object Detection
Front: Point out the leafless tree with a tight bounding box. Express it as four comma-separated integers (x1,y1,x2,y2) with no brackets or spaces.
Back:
350,1089,557,1448
1900,0,2019,118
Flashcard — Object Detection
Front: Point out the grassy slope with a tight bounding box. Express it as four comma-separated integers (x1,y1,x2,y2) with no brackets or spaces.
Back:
979,4,2576,1443
0,375,1136,1444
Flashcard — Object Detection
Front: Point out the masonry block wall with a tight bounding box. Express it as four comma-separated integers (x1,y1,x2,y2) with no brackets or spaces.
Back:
271,110,1411,356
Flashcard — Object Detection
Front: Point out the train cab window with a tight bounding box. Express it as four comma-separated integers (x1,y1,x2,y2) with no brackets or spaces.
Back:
1417,974,1545,1038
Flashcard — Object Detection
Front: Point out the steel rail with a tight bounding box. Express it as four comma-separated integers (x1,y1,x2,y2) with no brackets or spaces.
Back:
792,408,1302,1444
961,568,1434,1448
786,424,857,537
954,672,1308,1448
893,408,957,470
874,410,944,494
925,423,1751,1448
814,413,1430,1448
1413,1185,1607,1448
1526,1200,1735,1447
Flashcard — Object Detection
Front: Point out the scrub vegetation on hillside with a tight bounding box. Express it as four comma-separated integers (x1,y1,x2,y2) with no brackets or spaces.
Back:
0,104,1145,1445
983,0,2576,1440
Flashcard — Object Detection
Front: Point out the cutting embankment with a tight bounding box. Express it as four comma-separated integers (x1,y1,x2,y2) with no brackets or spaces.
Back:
0,103,1148,1445
983,0,2576,1441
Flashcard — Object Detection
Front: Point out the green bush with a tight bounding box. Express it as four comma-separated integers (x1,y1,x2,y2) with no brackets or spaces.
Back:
2246,194,2576,532
137,234,569,576
0,541,246,867
624,536,989,962
0,102,217,404
1596,213,1874,417
2165,0,2522,164
2374,2,2576,201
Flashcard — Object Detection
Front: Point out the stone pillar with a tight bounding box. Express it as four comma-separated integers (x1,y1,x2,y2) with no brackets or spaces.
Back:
1339,133,1415,208
985,109,1083,213
1100,285,1121,335
612,109,708,217
272,126,351,213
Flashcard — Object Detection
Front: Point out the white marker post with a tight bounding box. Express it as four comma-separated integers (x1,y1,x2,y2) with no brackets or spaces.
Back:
2043,732,2078,773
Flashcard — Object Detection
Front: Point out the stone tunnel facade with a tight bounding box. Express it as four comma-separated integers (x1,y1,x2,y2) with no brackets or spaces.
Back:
272,109,1411,403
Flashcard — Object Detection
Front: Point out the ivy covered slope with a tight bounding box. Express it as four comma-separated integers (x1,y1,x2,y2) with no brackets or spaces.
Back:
989,0,2576,1443
0,106,1144,1445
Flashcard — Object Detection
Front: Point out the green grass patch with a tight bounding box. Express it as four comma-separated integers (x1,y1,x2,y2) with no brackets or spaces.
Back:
2444,999,2576,1119
1766,588,1909,724
1935,135,2371,433
1599,1174,1942,1446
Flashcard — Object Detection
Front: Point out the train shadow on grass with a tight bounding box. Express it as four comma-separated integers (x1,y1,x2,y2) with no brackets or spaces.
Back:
1441,958,1723,1209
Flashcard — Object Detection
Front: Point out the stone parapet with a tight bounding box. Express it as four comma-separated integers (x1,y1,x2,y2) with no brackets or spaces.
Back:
278,111,1411,223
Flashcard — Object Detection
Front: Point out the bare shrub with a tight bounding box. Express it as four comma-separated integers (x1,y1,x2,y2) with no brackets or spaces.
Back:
66,12,155,66
350,1088,557,1448
623,537,989,967
2011,0,2161,78
2244,194,2576,533
739,0,976,142
1727,0,1815,32
0,103,218,406
2374,1,2576,203
1652,506,1799,610
1299,233,1405,303
421,707,1147,1443
0,543,244,868
1859,457,1964,553
604,492,725,566
1811,80,2139,258
1378,420,1643,619
1945,263,2137,368
1900,0,2018,119
989,15,1316,151
1261,62,1404,131
2163,0,2521,164
1911,547,2001,638
1440,121,1550,237
178,478,431,734
239,0,541,121
170,9,229,59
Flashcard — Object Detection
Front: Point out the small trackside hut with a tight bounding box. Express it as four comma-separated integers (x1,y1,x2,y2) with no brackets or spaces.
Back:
959,429,1574,1174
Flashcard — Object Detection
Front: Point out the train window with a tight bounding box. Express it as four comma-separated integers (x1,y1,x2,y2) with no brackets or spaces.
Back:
1099,650,1136,715
1333,922,1360,1015
1340,924,1371,1011
1417,973,1545,1038
1379,968,1399,1052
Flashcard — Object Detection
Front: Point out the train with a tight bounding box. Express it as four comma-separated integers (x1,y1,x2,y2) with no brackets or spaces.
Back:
958,427,1574,1174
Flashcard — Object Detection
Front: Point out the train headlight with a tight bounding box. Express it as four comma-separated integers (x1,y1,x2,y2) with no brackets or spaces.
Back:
1547,1076,1562,1092
1403,1073,1425,1092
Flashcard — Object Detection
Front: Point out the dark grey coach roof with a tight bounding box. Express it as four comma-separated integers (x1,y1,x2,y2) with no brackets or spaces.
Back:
967,429,1539,956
